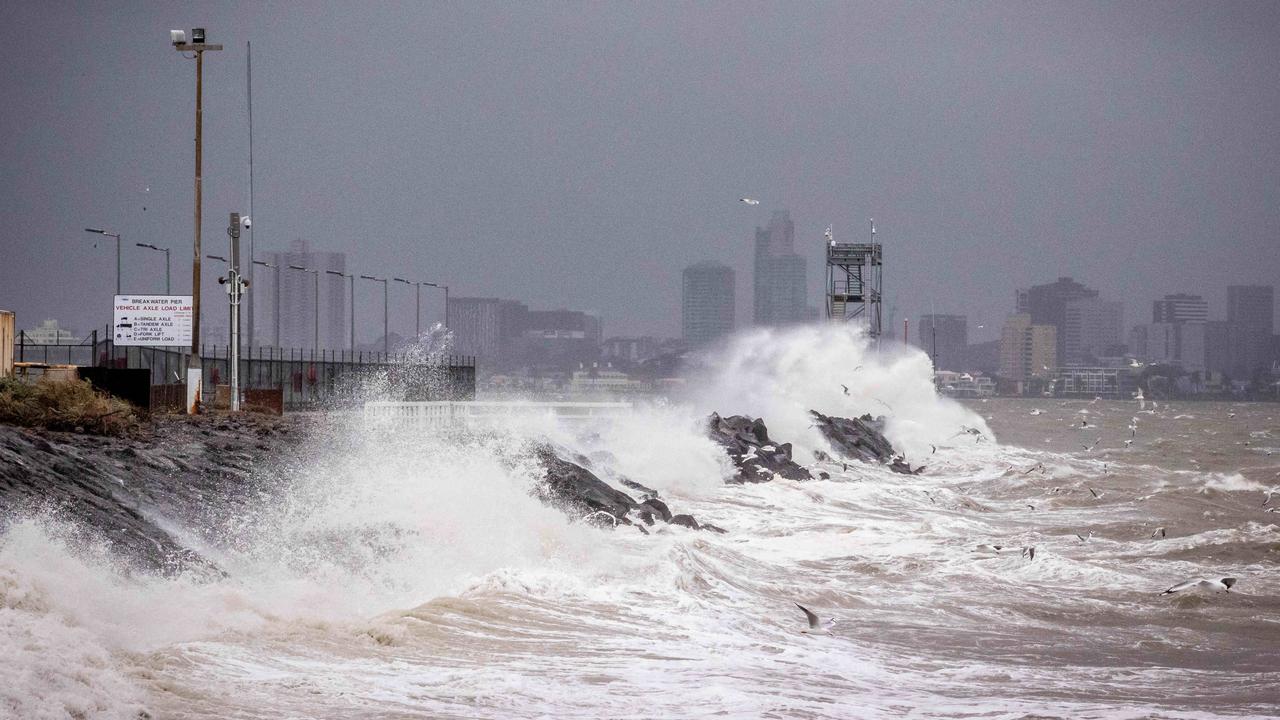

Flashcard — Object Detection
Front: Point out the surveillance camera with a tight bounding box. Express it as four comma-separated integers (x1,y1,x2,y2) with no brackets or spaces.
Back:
241,217,252,229
170,29,186,46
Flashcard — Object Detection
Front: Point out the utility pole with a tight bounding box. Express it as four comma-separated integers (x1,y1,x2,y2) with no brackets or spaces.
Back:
136,243,171,293
246,40,255,348
221,213,249,411
361,275,389,355
289,265,320,352
326,270,356,352
172,27,223,412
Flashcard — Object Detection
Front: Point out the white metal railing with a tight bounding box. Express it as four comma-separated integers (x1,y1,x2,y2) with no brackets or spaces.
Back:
363,400,633,426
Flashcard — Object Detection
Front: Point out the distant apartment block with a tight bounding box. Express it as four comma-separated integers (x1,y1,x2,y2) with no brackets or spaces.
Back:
753,210,808,326
1129,322,1206,373
1152,293,1208,324
256,239,347,350
682,262,735,347
447,297,529,367
999,313,1056,381
1226,284,1274,379
1016,276,1098,365
1062,298,1124,365
23,319,78,344
917,314,967,371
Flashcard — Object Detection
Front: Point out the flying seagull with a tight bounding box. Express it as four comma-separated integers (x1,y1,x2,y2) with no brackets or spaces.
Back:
1159,578,1236,596
841,384,850,396
1083,437,1102,452
1088,487,1104,499
1151,527,1167,538
739,197,760,205
795,602,837,634
1075,531,1094,542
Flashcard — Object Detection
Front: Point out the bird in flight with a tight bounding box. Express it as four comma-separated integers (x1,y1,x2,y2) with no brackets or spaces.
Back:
794,602,837,634
739,197,760,205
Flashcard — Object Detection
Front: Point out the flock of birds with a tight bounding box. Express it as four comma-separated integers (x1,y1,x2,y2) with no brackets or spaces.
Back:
792,388,1273,635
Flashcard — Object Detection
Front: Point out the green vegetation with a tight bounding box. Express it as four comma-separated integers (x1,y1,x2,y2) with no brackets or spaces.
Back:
0,377,138,435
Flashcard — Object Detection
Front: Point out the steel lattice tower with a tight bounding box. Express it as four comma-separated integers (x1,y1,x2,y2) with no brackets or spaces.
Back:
825,221,883,338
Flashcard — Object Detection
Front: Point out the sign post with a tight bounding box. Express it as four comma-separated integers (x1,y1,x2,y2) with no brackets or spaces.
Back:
112,295,194,347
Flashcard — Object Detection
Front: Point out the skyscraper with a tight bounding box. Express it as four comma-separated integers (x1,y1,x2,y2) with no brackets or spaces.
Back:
1153,294,1208,324
1017,277,1098,365
682,262,735,347
447,297,529,368
256,239,347,350
917,314,967,371
999,313,1056,381
1062,298,1124,365
1226,285,1275,378
753,211,808,326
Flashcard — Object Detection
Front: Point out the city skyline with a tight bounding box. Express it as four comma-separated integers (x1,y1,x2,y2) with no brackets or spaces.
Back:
1,4,1277,343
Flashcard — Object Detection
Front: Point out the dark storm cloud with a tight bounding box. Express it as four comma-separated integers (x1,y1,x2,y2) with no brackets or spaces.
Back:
1,1,1277,342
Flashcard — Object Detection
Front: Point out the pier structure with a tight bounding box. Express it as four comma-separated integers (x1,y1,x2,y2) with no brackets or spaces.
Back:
824,220,883,338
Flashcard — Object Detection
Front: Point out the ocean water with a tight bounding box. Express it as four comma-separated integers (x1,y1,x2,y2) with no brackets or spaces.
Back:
2,326,1278,719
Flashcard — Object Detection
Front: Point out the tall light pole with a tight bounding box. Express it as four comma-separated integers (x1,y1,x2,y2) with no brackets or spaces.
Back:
392,278,421,340
84,228,122,296
172,28,222,412
424,282,449,330
136,243,171,293
360,275,389,355
289,265,320,352
326,270,355,352
252,260,279,347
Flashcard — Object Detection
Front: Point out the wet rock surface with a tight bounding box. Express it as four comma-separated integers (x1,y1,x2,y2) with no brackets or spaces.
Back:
532,443,721,533
705,413,812,483
809,410,921,474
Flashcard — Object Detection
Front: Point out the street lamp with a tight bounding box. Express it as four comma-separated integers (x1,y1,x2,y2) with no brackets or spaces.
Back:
253,260,279,347
424,282,449,330
172,27,222,411
84,228,122,296
136,243,171,293
325,270,356,352
392,278,421,340
288,265,320,352
360,275,389,355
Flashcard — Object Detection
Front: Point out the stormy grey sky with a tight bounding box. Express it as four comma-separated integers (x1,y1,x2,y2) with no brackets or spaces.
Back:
2,1,1277,345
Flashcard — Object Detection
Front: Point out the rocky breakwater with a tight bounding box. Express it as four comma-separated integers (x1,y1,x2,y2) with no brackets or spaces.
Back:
0,414,298,575
705,413,812,483
532,444,724,533
704,411,921,482
809,410,922,474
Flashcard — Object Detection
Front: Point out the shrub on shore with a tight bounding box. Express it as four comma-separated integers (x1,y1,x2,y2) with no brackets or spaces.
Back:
0,377,138,435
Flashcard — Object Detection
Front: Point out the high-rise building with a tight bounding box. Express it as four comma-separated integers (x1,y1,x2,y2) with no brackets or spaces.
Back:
255,240,347,350
917,314,967,371
999,313,1056,381
520,309,603,369
1062,298,1124,365
1153,294,1208,324
753,210,808,326
1129,322,1205,372
1017,277,1098,365
1226,285,1275,379
447,297,529,368
682,262,735,347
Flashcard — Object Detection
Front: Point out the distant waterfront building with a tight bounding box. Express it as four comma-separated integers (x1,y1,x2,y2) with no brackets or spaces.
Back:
1062,298,1124,365
1129,322,1206,373
1016,277,1098,365
601,336,661,364
447,297,529,368
682,262,735,347
999,313,1056,381
917,314,967,371
753,210,808,326
520,309,603,369
257,239,347,350
1153,294,1208,324
23,319,78,344
1226,284,1275,379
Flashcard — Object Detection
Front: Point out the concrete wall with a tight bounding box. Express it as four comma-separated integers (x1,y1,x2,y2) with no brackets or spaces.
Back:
1,310,13,378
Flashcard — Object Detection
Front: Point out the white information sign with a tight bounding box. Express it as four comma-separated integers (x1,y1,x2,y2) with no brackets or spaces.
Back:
112,295,193,347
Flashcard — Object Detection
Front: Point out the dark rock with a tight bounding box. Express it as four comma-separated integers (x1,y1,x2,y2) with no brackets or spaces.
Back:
669,514,700,530
809,410,916,474
620,478,659,500
818,471,831,480
701,523,728,534
532,445,636,525
637,510,656,526
636,524,649,536
640,497,673,523
706,413,812,484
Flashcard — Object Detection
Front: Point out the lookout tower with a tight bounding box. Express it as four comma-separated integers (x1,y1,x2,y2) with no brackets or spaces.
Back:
825,220,883,338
